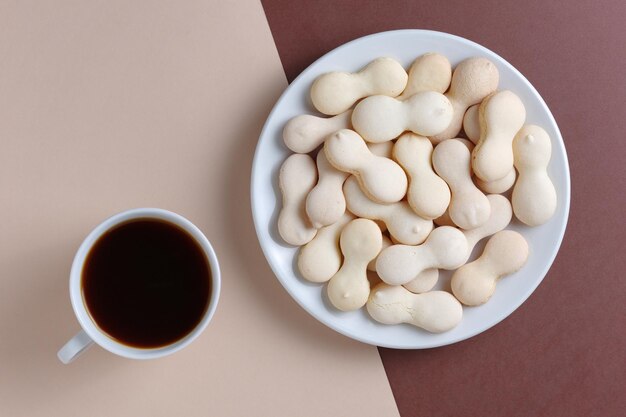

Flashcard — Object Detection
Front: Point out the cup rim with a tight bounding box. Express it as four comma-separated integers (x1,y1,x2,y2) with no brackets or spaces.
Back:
69,208,221,360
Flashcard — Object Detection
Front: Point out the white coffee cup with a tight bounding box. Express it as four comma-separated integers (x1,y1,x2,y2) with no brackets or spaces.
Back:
57,208,221,364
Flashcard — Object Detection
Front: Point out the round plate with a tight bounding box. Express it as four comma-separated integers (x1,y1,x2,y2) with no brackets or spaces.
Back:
251,30,570,349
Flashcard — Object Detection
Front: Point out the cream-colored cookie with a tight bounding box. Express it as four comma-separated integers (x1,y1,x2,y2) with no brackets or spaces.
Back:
278,154,318,246
472,90,526,182
474,168,516,194
283,110,351,153
393,133,450,219
455,137,475,152
451,230,528,306
397,53,452,100
367,234,392,272
512,125,557,226
403,269,439,294
343,176,433,245
376,226,468,286
327,219,382,311
462,104,480,144
324,129,407,204
311,57,408,115
367,284,462,333
433,139,490,230
431,57,499,143
306,151,349,228
297,212,354,283
461,194,512,262
351,91,453,143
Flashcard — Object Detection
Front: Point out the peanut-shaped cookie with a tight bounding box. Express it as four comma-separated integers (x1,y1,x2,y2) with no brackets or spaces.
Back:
472,90,526,182
403,269,440,294
376,226,468,287
283,111,351,153
306,151,349,228
397,52,452,100
311,57,408,115
464,100,517,197
367,284,462,333
324,129,407,204
393,133,450,219
343,176,433,245
451,230,529,306
351,91,453,143
455,137,475,152
512,125,557,226
462,104,480,144
461,194,512,263
278,154,318,246
451,131,516,194
474,168,516,194
327,219,382,311
433,139,490,230
431,57,499,143
297,212,354,283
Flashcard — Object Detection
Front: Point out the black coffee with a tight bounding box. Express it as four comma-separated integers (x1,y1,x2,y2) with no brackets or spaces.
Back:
82,218,211,348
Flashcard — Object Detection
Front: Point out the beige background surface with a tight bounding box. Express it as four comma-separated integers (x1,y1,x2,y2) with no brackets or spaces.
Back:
0,1,399,416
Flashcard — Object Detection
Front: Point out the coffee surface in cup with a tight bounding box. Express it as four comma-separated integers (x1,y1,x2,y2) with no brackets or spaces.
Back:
82,218,211,348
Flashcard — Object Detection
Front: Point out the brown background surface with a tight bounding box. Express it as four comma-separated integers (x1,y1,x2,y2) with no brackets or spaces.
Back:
261,0,626,416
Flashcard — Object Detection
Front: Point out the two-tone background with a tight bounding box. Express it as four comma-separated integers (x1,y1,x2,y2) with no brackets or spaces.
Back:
1,1,624,416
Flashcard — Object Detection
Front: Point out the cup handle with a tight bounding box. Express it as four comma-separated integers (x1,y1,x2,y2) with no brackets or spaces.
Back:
57,329,94,364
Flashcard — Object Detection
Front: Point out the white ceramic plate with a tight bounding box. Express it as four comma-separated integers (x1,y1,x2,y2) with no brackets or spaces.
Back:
251,30,570,349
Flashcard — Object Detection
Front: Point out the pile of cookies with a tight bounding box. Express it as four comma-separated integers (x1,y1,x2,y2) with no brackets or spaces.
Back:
278,53,557,333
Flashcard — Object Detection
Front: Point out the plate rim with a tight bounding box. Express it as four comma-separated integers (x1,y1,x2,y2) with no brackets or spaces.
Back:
250,29,571,349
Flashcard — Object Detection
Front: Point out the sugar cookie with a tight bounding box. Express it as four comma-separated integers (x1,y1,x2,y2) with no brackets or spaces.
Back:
327,219,382,311
393,133,450,219
278,154,318,246
462,104,480,144
474,168,516,194
343,176,433,245
324,129,407,204
376,226,468,286
512,125,557,226
311,57,408,115
397,52,452,100
451,230,529,306
351,91,453,143
403,269,439,294
433,139,490,230
472,90,526,182
454,137,475,152
431,57,499,143
283,110,351,153
367,284,463,333
297,213,354,283
306,151,349,228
